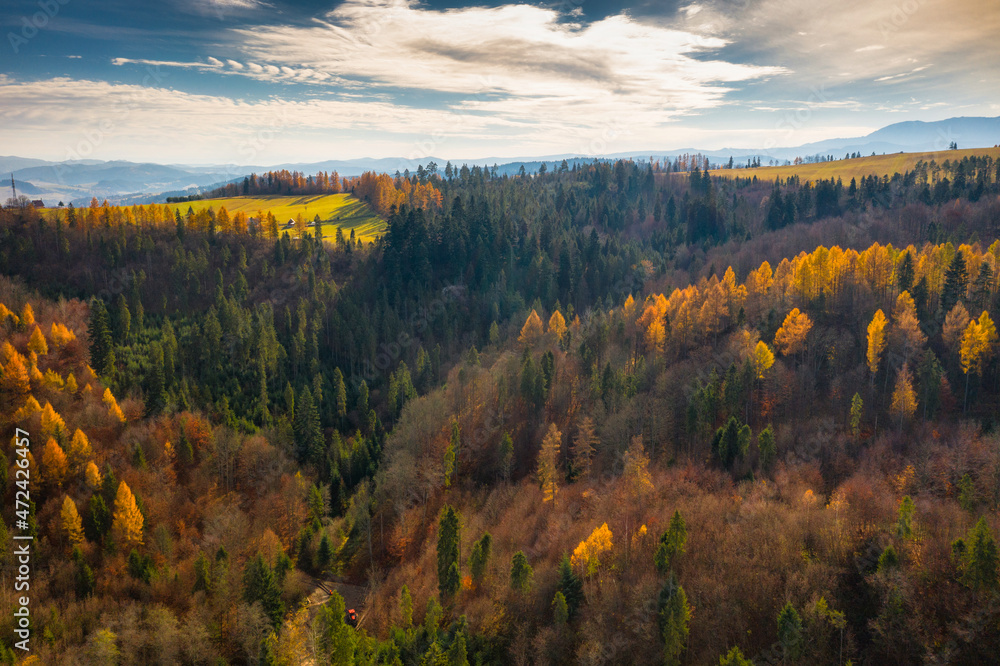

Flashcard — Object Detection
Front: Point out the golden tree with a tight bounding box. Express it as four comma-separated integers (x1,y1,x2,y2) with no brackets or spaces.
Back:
0,351,31,394
103,387,126,423
571,523,613,576
960,311,998,378
774,308,813,357
40,402,67,441
866,309,888,382
518,310,544,345
890,366,918,427
548,310,567,339
61,495,85,546
890,293,926,365
112,481,144,547
537,423,561,502
49,322,76,348
84,461,102,490
68,429,93,473
42,438,68,488
27,325,48,356
19,303,35,329
752,340,775,380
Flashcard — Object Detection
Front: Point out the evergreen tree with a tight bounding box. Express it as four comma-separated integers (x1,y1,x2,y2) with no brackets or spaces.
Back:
243,554,285,628
293,386,323,465
654,510,688,575
437,505,461,599
144,343,165,416
111,293,130,344
658,574,691,666
88,298,115,375
757,424,777,471
958,517,999,593
940,251,969,314
333,368,347,421
777,601,803,662
557,554,584,619
510,551,533,593
469,532,492,585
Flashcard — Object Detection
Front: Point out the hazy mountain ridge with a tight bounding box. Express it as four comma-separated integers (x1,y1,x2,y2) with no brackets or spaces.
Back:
4,116,998,206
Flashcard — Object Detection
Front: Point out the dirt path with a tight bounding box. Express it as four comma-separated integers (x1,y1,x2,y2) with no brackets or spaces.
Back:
305,577,370,627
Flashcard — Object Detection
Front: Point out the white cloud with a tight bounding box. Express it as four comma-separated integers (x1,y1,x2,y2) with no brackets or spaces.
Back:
221,0,784,134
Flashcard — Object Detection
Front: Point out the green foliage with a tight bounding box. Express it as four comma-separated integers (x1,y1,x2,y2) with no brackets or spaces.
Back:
958,517,999,593
713,417,751,470
654,510,688,575
657,575,691,666
88,298,115,375
718,646,753,666
242,554,284,628
444,420,459,489
193,551,211,593
469,532,491,585
552,591,569,626
756,424,777,472
878,545,900,572
317,591,355,666
850,393,863,437
958,474,977,513
510,551,533,593
127,549,154,584
777,601,803,662
437,505,461,599
557,554,584,619
400,585,413,628
896,496,915,539
447,631,469,666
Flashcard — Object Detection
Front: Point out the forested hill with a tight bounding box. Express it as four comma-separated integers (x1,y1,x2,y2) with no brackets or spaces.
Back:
1,153,1000,663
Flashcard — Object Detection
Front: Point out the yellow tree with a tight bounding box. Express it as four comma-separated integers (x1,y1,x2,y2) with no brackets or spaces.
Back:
752,341,775,380
890,366,917,429
67,429,93,473
774,308,813,357
103,387,126,423
866,309,888,386
890,292,925,365
85,461,102,489
537,423,561,503
518,310,544,345
61,495,85,546
50,323,76,348
548,310,567,339
28,325,48,355
0,351,31,394
19,303,35,330
42,438,68,488
40,402,67,441
112,481,144,547
571,523,613,576
960,311,998,411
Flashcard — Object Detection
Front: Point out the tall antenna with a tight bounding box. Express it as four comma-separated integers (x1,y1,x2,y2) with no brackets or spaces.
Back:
9,173,15,204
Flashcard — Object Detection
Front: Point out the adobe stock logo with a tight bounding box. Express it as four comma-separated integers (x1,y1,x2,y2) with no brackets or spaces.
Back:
8,0,70,54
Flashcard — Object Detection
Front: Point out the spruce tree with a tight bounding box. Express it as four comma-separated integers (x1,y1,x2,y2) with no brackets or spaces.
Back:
437,505,461,599
243,554,284,628
941,251,969,314
88,298,115,375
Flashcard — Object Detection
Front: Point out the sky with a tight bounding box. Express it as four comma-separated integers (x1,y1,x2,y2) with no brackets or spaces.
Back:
1,0,998,165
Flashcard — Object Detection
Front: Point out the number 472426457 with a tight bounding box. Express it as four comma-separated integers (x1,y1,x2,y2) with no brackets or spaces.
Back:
14,428,31,515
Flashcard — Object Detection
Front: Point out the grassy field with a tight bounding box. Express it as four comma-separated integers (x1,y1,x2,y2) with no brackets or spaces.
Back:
710,146,1000,183
167,194,386,243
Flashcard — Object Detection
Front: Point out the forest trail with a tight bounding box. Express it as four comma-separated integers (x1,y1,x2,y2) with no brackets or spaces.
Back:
306,577,370,627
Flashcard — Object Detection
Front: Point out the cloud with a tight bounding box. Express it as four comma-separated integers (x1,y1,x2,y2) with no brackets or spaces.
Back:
220,0,784,133
0,76,516,163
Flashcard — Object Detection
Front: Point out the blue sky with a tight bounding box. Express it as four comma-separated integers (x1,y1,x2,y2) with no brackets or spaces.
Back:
1,0,998,164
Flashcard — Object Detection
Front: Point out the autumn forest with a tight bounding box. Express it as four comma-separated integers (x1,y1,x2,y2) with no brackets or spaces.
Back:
2,152,1000,666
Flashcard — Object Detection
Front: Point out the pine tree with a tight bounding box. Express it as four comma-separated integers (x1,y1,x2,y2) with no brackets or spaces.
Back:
144,343,165,416
552,592,569,626
437,505,461,599
444,420,459,488
658,574,691,666
896,495,915,538
447,631,469,666
941,250,969,314
400,585,413,628
193,551,211,593
510,551,533,593
777,601,803,661
469,532,492,585
88,298,115,375
243,554,285,628
111,293,130,344
850,393,864,438
654,510,688,575
718,646,753,666
333,368,347,421
293,386,323,465
557,554,584,618
958,517,999,593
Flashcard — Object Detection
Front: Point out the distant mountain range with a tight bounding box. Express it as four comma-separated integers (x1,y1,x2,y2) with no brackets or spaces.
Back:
3,116,998,207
